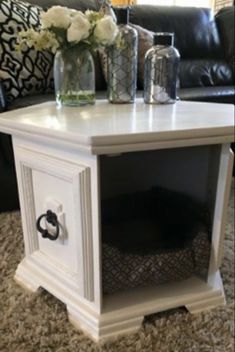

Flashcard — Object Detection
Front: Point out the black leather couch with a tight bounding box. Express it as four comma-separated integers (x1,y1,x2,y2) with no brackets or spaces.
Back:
0,1,234,212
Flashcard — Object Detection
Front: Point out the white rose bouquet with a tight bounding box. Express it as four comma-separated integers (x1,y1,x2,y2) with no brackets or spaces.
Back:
16,6,119,107
17,6,118,53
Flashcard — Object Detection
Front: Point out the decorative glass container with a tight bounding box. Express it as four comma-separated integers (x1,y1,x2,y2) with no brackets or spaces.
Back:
99,0,116,20
53,47,95,107
144,33,180,104
107,7,137,104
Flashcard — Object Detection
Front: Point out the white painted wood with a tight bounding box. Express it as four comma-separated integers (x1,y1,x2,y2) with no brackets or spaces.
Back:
102,275,223,319
15,255,225,341
14,144,95,303
0,100,233,341
213,146,234,268
186,295,225,314
14,164,38,257
0,100,233,154
186,271,225,314
67,305,144,341
207,144,234,288
14,262,40,293
15,254,100,317
13,137,103,313
67,274,226,341
205,145,221,222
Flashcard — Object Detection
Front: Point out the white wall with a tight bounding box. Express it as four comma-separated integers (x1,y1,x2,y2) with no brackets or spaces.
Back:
137,0,212,7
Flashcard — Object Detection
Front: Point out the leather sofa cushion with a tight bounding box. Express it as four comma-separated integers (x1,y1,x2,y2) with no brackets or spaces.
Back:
179,59,234,88
216,7,235,73
134,24,234,90
178,86,235,104
130,5,222,60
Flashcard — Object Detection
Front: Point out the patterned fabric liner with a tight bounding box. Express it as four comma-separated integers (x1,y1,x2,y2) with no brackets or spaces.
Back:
103,230,211,294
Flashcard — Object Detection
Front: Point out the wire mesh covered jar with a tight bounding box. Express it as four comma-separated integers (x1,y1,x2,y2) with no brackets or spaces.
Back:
107,7,138,103
144,33,180,104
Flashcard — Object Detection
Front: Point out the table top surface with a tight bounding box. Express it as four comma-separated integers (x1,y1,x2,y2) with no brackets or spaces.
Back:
0,99,234,154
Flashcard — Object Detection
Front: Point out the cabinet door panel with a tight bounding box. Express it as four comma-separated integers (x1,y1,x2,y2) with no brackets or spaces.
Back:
32,170,80,275
14,146,94,301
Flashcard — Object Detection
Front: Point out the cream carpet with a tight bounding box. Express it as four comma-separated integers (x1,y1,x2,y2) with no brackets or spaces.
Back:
0,185,234,352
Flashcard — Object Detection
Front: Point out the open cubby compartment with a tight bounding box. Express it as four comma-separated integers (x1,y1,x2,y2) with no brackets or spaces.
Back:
99,144,221,297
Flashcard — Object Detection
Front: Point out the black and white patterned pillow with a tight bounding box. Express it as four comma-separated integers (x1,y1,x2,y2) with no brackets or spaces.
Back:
0,0,54,103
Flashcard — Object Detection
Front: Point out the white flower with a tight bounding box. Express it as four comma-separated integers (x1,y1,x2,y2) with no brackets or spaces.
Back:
40,6,71,29
69,9,79,18
67,12,91,43
16,28,59,53
94,16,118,45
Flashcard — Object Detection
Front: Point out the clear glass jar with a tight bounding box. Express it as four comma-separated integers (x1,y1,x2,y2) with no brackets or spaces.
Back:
53,47,95,107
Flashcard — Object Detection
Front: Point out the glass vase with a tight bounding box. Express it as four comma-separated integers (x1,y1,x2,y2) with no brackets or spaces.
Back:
53,47,95,107
107,9,137,104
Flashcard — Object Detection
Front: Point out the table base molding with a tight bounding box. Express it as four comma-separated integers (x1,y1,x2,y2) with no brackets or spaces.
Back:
14,257,225,341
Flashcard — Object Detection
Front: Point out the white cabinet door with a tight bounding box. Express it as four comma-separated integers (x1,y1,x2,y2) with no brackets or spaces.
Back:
14,145,94,302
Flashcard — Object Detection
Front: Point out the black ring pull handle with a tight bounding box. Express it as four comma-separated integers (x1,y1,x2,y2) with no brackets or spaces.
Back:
36,210,60,241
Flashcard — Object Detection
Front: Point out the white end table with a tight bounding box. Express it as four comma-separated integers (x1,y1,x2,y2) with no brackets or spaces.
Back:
0,99,234,341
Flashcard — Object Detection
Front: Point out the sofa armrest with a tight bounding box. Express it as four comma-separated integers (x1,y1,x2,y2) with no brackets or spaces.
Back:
0,79,8,112
216,6,235,73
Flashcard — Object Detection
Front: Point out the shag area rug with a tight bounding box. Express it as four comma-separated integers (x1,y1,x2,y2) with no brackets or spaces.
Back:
0,185,234,352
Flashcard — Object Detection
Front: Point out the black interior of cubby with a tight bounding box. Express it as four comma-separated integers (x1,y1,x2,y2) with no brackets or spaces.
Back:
100,145,220,294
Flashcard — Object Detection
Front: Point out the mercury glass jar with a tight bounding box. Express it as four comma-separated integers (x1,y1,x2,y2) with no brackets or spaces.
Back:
144,33,180,104
53,46,95,107
107,7,138,104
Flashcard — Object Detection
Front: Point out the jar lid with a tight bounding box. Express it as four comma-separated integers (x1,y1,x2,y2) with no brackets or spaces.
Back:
154,33,174,46
114,7,130,25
